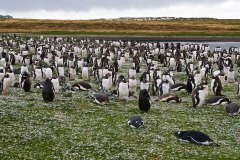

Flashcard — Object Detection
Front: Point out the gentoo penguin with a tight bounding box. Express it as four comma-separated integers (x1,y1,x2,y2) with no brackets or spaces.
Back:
225,103,240,116
138,89,151,112
82,63,89,81
128,116,144,128
1,74,11,95
175,130,218,146
72,81,92,91
33,66,43,81
45,67,53,79
128,66,136,78
20,64,29,75
118,78,129,100
42,78,55,102
159,93,181,103
34,82,44,89
94,93,109,104
69,66,77,80
100,74,111,90
20,71,31,92
51,77,61,93
171,74,195,93
57,64,65,77
140,79,150,91
204,96,231,106
128,76,137,92
227,67,235,83
211,74,223,96
158,80,170,96
192,84,207,108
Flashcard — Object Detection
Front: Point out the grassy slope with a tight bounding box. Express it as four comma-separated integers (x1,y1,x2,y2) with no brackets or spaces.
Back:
1,18,240,36
0,61,240,159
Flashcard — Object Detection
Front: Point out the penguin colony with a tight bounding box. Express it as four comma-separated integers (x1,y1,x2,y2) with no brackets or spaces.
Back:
1,34,240,146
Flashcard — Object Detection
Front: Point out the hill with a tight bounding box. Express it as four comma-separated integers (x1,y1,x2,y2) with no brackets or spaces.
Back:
0,18,240,36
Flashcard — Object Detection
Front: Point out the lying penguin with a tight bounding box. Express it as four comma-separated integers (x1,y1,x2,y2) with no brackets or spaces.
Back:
159,93,181,103
204,96,231,106
225,103,240,116
175,130,218,146
128,116,144,129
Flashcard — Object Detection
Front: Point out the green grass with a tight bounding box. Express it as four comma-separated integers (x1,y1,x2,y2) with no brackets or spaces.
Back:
1,52,240,159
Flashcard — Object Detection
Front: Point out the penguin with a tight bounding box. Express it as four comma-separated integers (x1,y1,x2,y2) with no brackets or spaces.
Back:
158,79,170,97
128,76,137,93
20,64,29,75
138,89,151,112
1,74,11,95
192,84,207,108
118,78,129,100
100,74,110,90
159,93,181,103
20,71,31,92
128,66,136,78
82,63,89,81
128,116,144,129
45,67,53,79
42,78,55,102
33,66,44,81
171,74,195,93
140,78,149,91
34,82,44,89
72,81,92,91
57,64,65,77
0,67,5,81
69,66,77,80
204,96,231,106
211,75,223,96
51,77,61,93
227,67,235,83
94,93,109,104
225,103,240,116
175,130,218,146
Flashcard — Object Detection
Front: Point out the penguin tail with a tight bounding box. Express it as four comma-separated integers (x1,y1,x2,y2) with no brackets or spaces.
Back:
210,142,220,147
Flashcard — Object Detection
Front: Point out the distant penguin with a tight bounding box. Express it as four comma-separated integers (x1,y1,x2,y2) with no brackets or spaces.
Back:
94,93,109,104
101,74,110,90
138,89,151,112
0,67,5,80
1,74,11,95
159,93,181,103
205,96,231,106
42,78,55,102
69,67,77,80
225,103,240,116
20,64,29,75
118,78,129,100
192,84,207,108
175,130,218,146
128,116,144,128
20,72,31,92
171,74,195,93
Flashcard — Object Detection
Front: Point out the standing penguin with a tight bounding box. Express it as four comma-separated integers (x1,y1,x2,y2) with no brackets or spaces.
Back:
138,89,151,112
42,78,55,102
158,79,170,96
192,84,207,108
211,74,223,96
20,71,31,92
1,74,11,95
118,78,129,100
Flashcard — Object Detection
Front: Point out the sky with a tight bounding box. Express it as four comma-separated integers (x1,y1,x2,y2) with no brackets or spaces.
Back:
0,0,240,20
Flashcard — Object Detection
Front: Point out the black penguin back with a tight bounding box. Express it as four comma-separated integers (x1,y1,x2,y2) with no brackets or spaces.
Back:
138,89,151,112
42,78,55,102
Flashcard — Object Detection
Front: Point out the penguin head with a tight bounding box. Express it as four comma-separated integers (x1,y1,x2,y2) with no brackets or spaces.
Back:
175,131,183,138
176,97,182,103
139,89,150,97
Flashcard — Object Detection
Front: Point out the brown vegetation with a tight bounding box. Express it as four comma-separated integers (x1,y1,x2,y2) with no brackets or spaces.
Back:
0,18,240,36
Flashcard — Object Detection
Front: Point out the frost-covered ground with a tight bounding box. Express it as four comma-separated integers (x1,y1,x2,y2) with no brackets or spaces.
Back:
1,59,240,160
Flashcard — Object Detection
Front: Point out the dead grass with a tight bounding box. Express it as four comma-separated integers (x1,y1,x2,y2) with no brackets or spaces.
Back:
1,18,240,36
